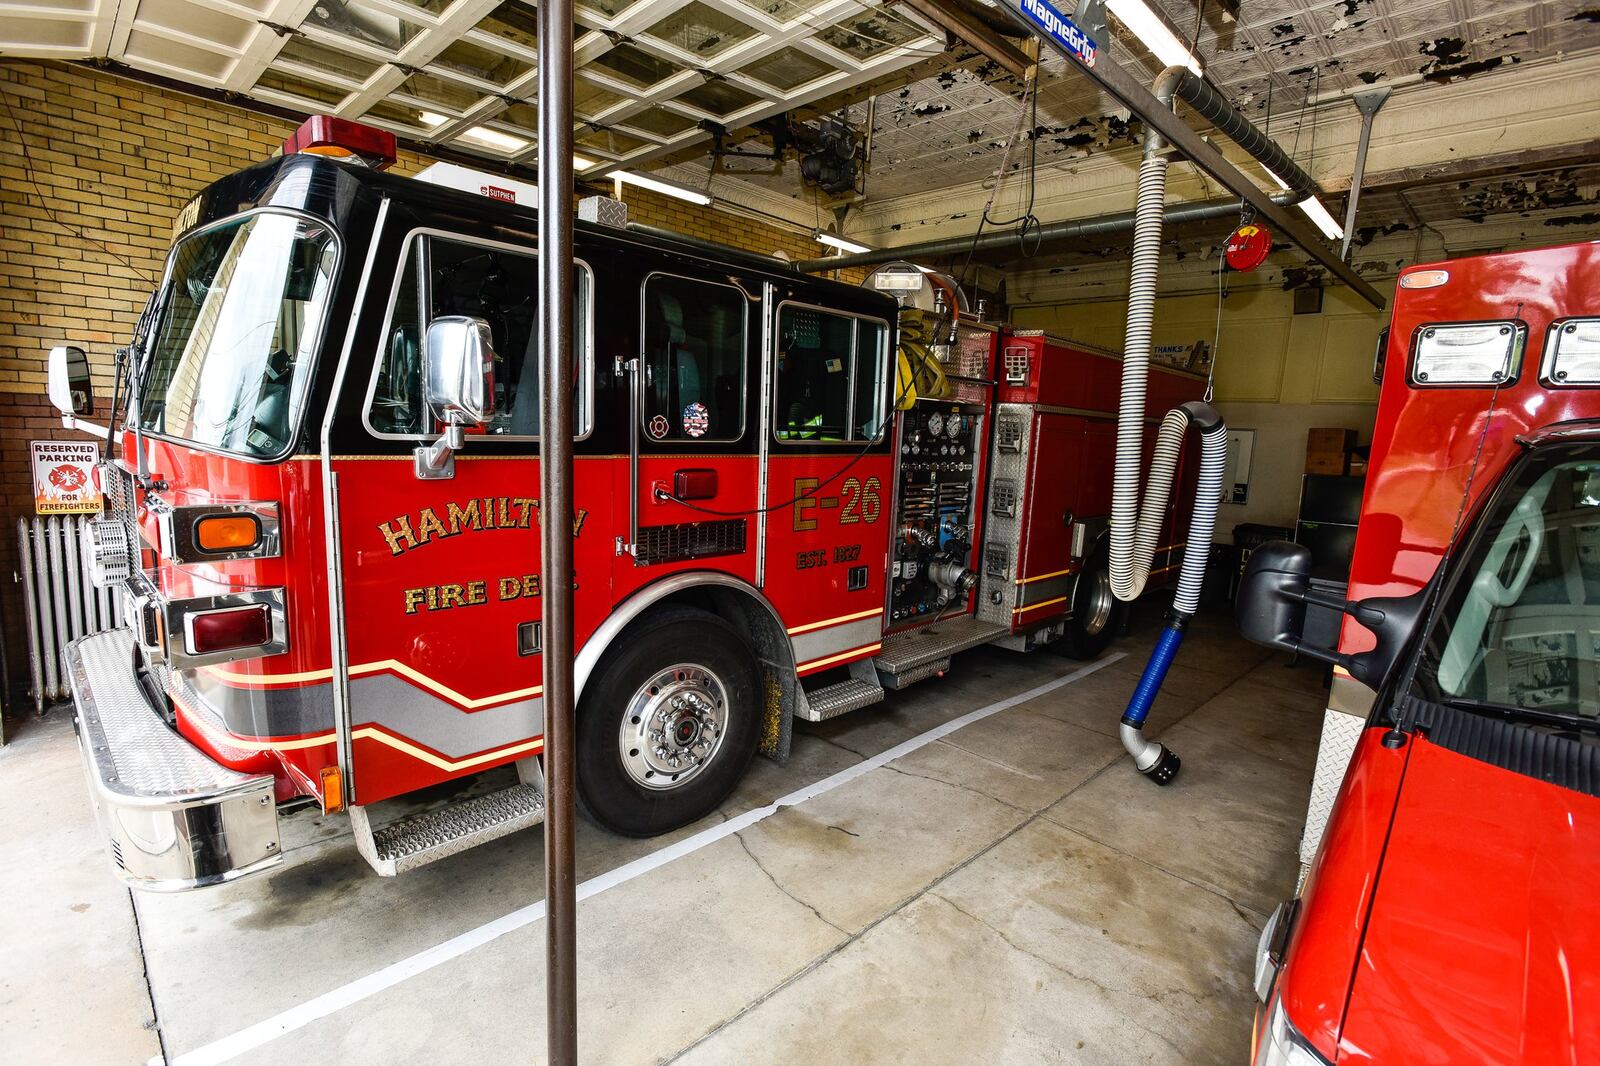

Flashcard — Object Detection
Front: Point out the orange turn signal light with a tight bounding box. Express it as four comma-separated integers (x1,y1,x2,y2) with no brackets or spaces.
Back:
319,765,344,814
194,514,261,552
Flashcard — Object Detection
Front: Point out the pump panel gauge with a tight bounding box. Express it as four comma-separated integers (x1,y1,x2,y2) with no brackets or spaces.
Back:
926,413,944,437
946,415,964,439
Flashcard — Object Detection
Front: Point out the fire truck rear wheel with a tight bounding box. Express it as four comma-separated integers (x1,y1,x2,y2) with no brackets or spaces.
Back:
1061,549,1124,660
577,606,760,837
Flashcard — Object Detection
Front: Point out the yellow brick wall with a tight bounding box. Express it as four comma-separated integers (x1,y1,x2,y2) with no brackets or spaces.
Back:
0,60,843,712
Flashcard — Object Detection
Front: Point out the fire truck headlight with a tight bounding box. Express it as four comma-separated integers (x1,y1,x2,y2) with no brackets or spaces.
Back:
1545,317,1600,386
1412,320,1524,386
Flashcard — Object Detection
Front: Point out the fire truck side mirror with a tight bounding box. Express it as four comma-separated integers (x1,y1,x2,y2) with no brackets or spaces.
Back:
48,345,93,416
424,316,497,425
415,317,498,480
1236,541,1313,652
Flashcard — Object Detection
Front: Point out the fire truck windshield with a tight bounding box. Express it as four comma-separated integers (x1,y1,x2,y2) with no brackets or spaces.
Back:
1416,443,1600,726
137,210,339,458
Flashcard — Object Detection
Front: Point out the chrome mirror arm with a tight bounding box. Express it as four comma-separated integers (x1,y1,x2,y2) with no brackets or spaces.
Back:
414,419,465,480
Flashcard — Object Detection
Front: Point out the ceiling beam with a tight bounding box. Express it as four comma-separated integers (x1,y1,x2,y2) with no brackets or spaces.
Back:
891,0,1034,79
991,0,1386,308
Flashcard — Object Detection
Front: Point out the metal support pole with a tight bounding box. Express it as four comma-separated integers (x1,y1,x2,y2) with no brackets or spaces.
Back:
538,0,578,1058
1339,87,1391,262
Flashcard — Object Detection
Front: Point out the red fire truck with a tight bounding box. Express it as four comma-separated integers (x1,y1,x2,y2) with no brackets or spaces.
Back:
50,118,1202,889
1238,240,1600,1064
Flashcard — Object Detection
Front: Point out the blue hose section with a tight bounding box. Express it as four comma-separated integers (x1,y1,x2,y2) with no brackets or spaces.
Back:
1122,624,1185,726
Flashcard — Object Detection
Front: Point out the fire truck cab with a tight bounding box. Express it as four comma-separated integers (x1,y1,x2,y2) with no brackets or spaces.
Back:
53,121,1201,890
1237,240,1600,1064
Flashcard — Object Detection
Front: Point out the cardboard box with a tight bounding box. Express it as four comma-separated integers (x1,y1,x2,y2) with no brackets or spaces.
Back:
1306,451,1352,475
1306,428,1358,454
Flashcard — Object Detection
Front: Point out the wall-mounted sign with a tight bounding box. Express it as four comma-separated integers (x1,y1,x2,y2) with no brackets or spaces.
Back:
1225,223,1272,272
1222,428,1255,505
1154,341,1212,371
31,440,102,515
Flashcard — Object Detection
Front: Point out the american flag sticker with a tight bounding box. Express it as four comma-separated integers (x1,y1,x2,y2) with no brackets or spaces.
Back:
682,402,710,438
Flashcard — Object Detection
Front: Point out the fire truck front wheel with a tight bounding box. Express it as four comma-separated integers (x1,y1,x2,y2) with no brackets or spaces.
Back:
578,606,761,837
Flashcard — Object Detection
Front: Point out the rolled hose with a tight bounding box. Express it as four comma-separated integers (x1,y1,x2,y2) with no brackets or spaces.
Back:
895,308,950,410
1110,76,1231,784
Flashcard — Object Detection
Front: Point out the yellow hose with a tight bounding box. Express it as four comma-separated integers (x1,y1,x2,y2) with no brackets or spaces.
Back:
895,308,949,409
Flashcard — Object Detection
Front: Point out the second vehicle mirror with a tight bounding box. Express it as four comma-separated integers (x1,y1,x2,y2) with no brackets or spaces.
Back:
1236,541,1313,652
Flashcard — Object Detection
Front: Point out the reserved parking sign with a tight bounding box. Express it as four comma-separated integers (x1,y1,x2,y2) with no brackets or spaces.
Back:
31,440,102,515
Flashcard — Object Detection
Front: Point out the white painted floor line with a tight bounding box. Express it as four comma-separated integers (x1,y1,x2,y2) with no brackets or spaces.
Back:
157,652,1126,1066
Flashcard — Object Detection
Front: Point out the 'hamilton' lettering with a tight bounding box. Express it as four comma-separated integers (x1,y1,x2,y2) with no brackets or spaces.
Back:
378,497,588,556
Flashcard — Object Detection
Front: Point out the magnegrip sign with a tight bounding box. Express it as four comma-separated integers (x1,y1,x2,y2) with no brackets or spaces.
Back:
1016,0,1098,68
31,440,102,515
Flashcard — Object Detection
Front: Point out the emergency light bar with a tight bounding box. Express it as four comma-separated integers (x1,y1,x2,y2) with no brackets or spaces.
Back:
282,115,396,170
1544,318,1600,385
1412,321,1524,386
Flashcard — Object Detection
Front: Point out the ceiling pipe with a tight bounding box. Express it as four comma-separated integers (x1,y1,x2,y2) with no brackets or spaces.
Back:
794,191,1295,272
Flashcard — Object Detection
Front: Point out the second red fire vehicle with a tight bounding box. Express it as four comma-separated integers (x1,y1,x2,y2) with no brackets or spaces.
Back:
1239,239,1600,1064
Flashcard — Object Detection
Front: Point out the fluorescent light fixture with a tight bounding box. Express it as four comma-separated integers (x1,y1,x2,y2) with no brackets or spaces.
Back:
573,153,598,170
418,110,449,129
1262,165,1290,191
1106,0,1202,76
816,231,871,255
1297,195,1344,241
459,125,530,154
613,170,712,205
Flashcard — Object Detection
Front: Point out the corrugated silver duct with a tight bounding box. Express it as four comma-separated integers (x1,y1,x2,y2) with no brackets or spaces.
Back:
793,192,1298,273
17,515,123,714
1167,70,1321,198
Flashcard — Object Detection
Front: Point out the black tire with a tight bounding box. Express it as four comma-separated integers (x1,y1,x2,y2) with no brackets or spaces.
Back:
1060,545,1126,660
577,606,760,837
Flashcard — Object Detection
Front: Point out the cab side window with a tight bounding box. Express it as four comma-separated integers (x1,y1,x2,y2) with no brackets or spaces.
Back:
641,275,746,442
775,305,888,443
370,234,589,437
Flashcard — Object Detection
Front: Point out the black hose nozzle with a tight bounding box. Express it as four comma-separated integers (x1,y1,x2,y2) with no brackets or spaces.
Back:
1139,745,1181,786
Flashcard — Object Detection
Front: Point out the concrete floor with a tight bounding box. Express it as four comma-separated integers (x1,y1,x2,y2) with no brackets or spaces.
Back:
0,607,1322,1065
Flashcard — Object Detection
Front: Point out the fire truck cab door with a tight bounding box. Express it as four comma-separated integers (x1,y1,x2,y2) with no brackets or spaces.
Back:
626,270,764,580
330,228,604,807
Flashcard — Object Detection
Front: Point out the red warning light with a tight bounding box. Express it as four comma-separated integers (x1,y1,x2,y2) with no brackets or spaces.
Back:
282,115,396,171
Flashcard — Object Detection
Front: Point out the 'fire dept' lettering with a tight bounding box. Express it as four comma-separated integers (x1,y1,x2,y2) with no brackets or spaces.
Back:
379,497,588,556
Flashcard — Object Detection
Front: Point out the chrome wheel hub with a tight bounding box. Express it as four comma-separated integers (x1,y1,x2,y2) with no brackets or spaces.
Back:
1081,569,1114,636
619,664,728,791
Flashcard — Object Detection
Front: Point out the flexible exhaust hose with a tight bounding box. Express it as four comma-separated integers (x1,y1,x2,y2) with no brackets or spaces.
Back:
1110,67,1231,785
1109,151,1173,605
1118,409,1228,784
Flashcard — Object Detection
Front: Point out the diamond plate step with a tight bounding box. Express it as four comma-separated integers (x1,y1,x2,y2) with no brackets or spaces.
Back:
874,615,1008,676
353,782,545,876
882,657,950,690
798,678,885,722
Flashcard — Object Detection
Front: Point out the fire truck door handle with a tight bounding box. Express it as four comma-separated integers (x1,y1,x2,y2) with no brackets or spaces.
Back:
614,355,638,378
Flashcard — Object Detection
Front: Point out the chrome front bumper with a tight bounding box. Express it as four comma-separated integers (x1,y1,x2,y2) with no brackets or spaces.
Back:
68,629,282,891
